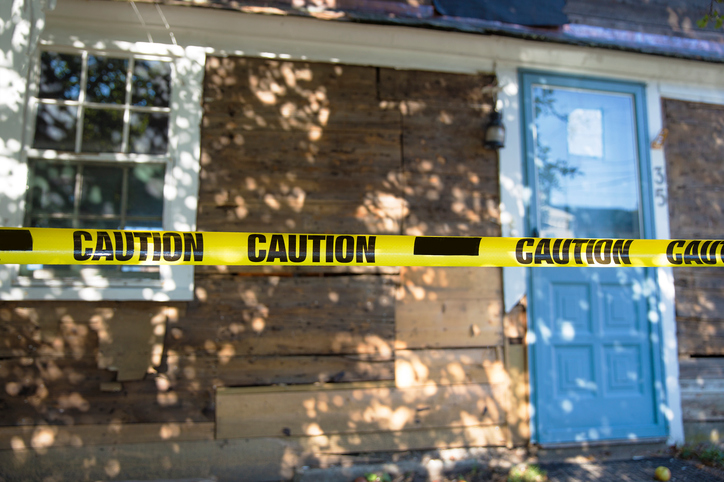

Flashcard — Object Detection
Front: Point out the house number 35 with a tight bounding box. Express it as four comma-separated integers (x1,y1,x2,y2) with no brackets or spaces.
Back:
654,166,667,207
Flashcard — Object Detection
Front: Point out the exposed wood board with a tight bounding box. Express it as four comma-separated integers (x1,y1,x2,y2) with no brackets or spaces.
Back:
502,294,528,446
197,196,405,220
202,104,402,132
193,266,401,276
398,267,502,301
505,343,529,447
684,421,724,445
403,171,499,199
93,306,170,382
158,350,395,389
197,202,405,235
296,424,509,453
680,379,724,392
174,274,395,357
215,354,394,386
674,268,724,291
682,391,724,422
401,120,495,154
198,168,403,202
402,209,501,238
378,68,494,103
403,156,499,183
675,289,724,322
395,299,503,350
395,348,506,387
0,304,181,384
382,68,500,239
667,196,724,237
678,337,724,356
204,57,380,103
0,422,214,450
216,382,508,439
0,303,97,360
679,357,724,380
503,297,527,340
0,427,503,481
0,382,213,426
218,380,396,395
200,129,402,164
0,434,301,482
677,320,724,355
197,200,404,235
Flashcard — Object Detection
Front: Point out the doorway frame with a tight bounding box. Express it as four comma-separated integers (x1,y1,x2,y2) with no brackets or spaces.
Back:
518,69,667,445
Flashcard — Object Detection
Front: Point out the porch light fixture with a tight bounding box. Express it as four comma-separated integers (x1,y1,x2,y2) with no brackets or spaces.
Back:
484,109,506,150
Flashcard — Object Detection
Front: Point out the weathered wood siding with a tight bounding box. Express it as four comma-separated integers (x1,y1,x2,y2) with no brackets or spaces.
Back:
209,59,508,452
663,98,724,443
0,57,507,466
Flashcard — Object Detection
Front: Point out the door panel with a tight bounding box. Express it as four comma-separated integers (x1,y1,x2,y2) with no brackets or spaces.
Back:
521,72,666,444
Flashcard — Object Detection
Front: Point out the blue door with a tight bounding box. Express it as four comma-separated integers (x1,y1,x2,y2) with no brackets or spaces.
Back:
521,72,667,444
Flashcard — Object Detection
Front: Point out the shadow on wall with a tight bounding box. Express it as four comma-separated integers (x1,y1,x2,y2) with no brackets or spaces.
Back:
0,57,506,479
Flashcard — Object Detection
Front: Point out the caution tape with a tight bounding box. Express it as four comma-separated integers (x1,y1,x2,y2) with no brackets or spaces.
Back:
0,227,722,268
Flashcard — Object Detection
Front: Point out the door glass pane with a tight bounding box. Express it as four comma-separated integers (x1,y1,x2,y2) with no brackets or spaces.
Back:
532,86,641,239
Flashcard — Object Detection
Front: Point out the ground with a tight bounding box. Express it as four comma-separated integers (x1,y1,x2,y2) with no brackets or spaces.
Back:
293,443,724,482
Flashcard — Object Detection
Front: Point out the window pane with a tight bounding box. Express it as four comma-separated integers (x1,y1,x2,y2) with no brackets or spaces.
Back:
33,104,77,151
82,108,123,152
39,52,82,100
129,112,169,154
86,55,128,104
80,165,123,216
29,161,77,215
132,60,171,107
532,86,641,239
127,164,165,217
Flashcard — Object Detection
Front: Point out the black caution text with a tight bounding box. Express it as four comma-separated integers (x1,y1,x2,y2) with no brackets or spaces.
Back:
515,238,633,266
248,234,376,264
73,230,204,262
666,240,724,265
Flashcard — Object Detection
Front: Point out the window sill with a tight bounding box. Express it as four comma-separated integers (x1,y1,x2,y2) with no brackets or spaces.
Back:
0,265,194,301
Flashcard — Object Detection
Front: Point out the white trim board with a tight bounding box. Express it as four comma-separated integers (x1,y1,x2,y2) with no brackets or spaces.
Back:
647,82,683,446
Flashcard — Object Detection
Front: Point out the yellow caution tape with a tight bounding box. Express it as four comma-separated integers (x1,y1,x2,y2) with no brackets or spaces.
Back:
0,227,721,268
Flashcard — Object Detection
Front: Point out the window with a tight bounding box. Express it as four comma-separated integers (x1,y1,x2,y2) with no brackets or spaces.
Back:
0,42,205,301
25,49,170,281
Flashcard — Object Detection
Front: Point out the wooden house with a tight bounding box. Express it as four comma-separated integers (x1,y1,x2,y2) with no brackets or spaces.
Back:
1,0,724,479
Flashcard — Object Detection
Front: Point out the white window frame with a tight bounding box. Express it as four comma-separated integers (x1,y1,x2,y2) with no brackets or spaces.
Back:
0,32,205,301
